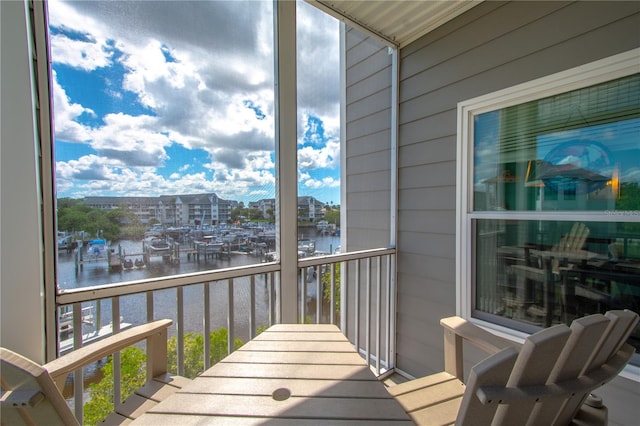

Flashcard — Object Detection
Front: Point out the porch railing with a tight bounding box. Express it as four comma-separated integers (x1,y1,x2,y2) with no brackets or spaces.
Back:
56,247,395,422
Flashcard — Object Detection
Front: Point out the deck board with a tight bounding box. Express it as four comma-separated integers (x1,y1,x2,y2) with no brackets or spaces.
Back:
182,376,393,398
221,349,367,365
131,324,412,424
252,331,349,341
134,413,412,425
146,393,410,420
264,323,342,332
200,358,378,380
234,340,357,352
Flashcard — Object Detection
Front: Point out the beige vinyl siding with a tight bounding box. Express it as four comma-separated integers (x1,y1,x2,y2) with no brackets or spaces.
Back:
343,1,639,424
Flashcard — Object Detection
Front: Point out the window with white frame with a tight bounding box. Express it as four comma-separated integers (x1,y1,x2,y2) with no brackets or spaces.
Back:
457,49,640,355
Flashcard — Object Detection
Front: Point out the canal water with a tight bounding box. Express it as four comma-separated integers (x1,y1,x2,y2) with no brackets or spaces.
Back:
57,234,341,343
59,233,340,401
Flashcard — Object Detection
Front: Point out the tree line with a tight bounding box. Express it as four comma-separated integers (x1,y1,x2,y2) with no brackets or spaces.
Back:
57,198,341,242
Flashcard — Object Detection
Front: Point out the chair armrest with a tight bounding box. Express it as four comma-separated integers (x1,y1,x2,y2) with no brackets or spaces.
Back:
440,316,520,381
44,319,172,391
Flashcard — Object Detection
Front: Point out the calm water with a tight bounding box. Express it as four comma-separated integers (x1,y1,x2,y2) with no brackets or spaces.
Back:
57,234,341,343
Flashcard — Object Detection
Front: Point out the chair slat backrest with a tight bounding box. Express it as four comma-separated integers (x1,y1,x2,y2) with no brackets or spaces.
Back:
557,222,589,252
529,314,610,424
0,348,79,426
456,310,638,426
457,347,518,426
553,310,639,425
588,310,639,372
493,324,572,425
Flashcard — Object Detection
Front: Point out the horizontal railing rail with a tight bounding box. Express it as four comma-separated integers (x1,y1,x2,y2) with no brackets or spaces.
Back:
56,261,281,304
56,247,396,423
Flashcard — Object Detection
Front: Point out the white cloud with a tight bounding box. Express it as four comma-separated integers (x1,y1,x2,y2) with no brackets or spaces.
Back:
51,71,94,142
49,0,340,202
50,34,113,71
303,176,340,189
89,113,170,167
48,0,109,39
120,39,205,109
298,139,340,170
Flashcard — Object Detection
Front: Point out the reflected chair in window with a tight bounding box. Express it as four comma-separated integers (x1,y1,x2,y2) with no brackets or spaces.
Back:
388,310,638,426
507,223,592,326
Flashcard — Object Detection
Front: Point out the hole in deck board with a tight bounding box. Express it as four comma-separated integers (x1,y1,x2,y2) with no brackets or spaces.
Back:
272,388,291,401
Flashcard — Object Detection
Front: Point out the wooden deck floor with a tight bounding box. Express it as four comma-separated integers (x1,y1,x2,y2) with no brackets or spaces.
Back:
132,324,413,425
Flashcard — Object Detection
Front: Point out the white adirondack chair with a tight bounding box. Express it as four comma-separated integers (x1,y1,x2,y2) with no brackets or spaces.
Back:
388,310,638,425
1,319,190,425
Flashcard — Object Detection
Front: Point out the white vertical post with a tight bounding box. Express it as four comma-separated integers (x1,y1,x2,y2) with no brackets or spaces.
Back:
176,288,184,376
228,279,235,354
72,303,83,422
376,256,381,375
249,275,256,338
112,297,122,412
316,265,321,323
365,257,371,365
339,23,347,330
203,283,211,369
389,45,399,372
274,0,298,324
389,47,398,248
353,260,360,349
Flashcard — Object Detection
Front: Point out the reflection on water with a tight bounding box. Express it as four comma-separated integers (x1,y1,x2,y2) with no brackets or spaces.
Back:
60,234,340,399
57,234,340,340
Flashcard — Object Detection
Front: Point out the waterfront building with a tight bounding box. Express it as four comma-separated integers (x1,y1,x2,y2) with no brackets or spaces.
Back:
82,195,323,227
297,196,325,222
249,198,276,219
82,194,236,227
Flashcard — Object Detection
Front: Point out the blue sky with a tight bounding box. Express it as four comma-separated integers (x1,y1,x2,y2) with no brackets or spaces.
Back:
49,0,341,205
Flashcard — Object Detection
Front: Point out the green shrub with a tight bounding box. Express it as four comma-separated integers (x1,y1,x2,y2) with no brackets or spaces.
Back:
322,263,341,315
83,346,146,426
83,327,245,424
167,328,244,379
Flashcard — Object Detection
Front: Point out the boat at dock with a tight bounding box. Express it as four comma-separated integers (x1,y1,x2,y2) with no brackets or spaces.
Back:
65,226,338,279
298,239,316,257
147,237,171,253
74,238,112,274
57,232,76,252
86,239,108,258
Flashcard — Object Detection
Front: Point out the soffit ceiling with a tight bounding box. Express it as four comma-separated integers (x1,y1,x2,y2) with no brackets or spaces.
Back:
306,0,482,48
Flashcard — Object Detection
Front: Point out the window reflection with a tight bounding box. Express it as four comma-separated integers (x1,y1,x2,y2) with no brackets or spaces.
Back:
475,219,640,350
471,73,640,350
473,74,640,213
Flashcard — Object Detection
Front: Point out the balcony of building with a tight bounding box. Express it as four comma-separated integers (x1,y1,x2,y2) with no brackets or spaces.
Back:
2,1,639,425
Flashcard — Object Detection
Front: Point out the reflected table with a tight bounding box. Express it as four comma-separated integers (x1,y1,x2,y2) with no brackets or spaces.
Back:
509,249,601,326
132,324,412,425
